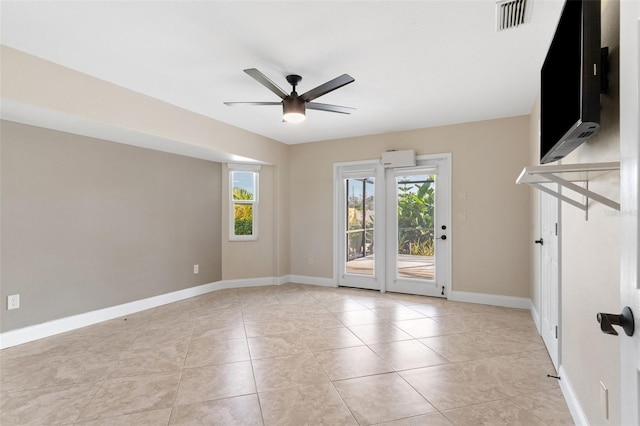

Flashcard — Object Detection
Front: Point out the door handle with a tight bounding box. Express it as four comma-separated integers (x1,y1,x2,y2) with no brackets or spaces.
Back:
535,238,544,245
597,307,635,336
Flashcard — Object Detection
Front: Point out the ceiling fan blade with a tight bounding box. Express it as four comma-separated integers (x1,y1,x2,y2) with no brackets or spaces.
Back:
244,68,289,99
224,102,282,106
300,74,355,102
306,102,356,114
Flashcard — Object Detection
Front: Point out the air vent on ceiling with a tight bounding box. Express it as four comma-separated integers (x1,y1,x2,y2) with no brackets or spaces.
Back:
496,0,530,31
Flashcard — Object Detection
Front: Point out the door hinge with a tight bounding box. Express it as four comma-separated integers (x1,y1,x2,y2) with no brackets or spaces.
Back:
555,223,558,236
555,325,558,339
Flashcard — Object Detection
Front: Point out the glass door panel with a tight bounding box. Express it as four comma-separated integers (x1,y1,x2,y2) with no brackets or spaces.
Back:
336,165,381,291
396,174,436,281
345,178,375,276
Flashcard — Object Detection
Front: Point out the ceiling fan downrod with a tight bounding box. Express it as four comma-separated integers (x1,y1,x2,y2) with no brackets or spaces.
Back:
285,74,302,93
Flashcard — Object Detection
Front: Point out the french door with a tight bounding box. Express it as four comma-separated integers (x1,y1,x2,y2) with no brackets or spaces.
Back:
386,160,450,297
335,155,450,296
335,164,384,290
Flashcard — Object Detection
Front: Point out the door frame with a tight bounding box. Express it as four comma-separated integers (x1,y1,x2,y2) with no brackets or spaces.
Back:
333,153,451,296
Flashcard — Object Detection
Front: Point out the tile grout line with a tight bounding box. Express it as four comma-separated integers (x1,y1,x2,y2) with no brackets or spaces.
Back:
241,292,268,426
305,288,363,425
165,307,196,425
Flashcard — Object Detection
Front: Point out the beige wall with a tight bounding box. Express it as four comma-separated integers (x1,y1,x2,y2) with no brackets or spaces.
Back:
528,96,541,314
0,121,222,332
1,48,292,333
289,116,532,298
529,1,621,423
1,45,292,291
221,163,285,280
0,46,289,166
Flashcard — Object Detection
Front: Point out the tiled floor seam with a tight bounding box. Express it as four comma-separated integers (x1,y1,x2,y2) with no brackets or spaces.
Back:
165,369,186,425
392,362,443,416
241,301,268,426
507,396,555,426
438,397,554,426
325,375,362,425
71,375,112,424
169,310,196,421
306,336,361,425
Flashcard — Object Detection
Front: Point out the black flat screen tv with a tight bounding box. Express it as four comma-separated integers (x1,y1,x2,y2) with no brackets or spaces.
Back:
540,0,601,164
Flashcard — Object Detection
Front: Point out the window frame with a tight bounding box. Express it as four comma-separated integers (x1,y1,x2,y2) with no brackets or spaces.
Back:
228,164,260,241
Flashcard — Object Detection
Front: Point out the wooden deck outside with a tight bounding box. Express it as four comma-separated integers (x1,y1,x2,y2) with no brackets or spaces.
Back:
346,254,435,280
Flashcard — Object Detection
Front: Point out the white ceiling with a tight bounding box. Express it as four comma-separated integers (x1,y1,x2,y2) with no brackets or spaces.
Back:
0,0,564,145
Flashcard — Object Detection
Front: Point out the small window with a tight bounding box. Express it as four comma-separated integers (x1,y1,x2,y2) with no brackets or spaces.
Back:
229,165,259,241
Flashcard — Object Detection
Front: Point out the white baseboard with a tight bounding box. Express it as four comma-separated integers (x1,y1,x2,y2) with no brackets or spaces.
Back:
288,274,336,287
277,275,292,285
0,279,535,349
218,276,280,288
558,365,589,425
0,281,222,349
448,290,531,310
0,276,294,349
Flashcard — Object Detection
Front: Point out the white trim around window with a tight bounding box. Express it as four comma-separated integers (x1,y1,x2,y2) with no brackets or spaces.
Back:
228,164,261,241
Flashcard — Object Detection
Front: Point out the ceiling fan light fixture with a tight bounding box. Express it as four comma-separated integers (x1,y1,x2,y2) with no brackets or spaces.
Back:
282,96,306,123
283,111,305,123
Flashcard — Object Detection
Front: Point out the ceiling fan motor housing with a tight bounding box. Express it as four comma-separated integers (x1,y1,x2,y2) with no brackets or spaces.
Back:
283,94,306,122
283,74,306,121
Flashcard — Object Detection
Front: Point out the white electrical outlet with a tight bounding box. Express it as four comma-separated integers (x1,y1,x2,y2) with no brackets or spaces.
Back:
193,264,199,274
458,211,467,222
458,190,467,200
308,257,314,265
600,381,609,420
7,294,20,310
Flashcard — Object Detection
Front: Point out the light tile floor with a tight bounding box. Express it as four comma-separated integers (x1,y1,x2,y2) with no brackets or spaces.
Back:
0,283,574,425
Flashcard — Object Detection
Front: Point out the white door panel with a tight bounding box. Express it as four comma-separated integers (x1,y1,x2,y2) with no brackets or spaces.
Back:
386,157,450,297
336,165,383,290
540,188,560,370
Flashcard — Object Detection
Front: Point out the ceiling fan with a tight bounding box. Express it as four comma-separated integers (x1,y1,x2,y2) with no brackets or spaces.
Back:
224,68,355,123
